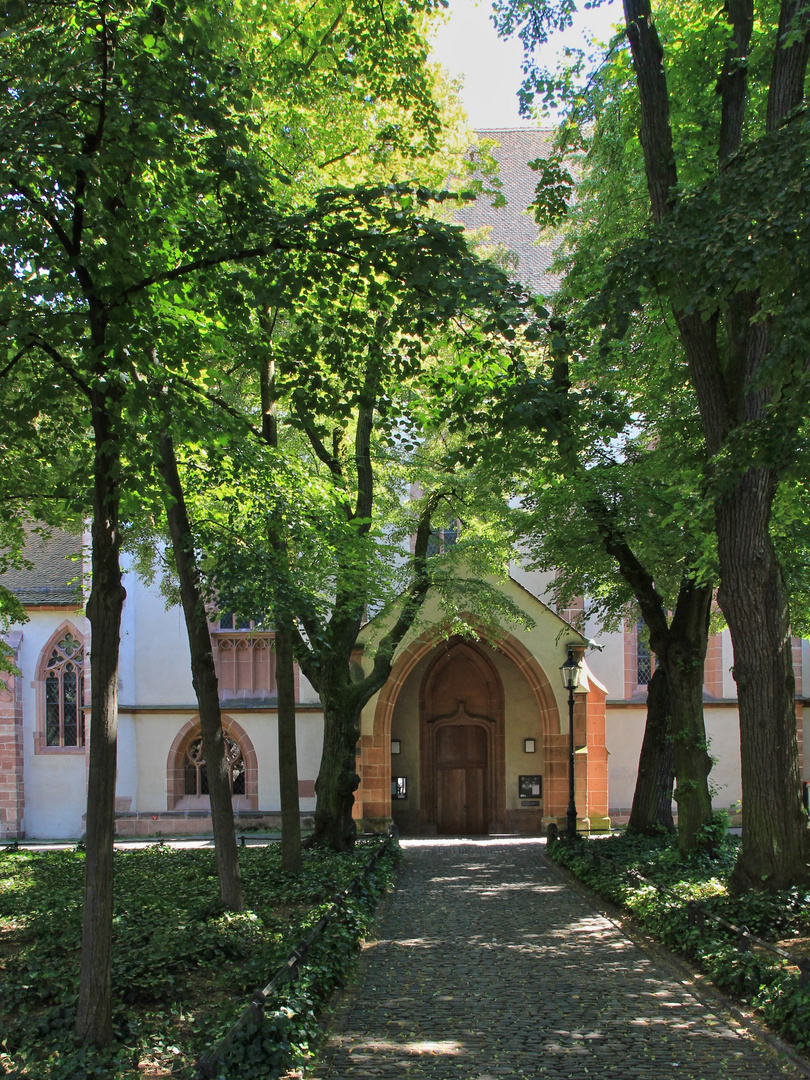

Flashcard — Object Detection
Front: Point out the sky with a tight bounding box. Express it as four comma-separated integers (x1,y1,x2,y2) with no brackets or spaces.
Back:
430,0,622,128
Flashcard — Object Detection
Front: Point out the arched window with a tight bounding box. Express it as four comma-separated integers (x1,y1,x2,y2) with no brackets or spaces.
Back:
636,622,653,686
43,630,84,747
183,736,246,796
167,717,258,811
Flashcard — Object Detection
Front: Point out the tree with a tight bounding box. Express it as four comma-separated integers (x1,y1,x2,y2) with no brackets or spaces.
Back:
187,192,542,851
157,432,245,906
494,0,810,888
446,313,715,849
1,0,460,1042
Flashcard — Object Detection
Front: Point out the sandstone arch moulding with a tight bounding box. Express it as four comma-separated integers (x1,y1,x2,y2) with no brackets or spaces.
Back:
166,715,258,811
363,625,567,827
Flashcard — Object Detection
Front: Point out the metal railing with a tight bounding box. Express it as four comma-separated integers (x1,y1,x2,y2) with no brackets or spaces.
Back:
194,834,393,1079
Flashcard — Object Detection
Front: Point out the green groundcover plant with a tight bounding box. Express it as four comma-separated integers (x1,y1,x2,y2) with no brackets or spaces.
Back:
0,840,400,1078
547,828,810,1054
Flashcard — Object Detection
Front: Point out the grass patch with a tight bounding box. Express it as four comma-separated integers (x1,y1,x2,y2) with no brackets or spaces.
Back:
547,830,810,1056
0,839,400,1078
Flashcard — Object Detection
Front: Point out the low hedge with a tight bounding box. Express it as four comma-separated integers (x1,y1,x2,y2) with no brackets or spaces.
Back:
546,830,810,1055
0,839,400,1079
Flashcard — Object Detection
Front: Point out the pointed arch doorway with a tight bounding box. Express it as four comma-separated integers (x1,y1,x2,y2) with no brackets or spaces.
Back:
420,639,506,835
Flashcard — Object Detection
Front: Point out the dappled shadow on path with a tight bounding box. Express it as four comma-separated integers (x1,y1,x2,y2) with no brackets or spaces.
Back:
314,840,799,1080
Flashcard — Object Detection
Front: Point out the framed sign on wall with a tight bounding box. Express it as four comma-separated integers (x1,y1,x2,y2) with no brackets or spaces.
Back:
518,775,543,799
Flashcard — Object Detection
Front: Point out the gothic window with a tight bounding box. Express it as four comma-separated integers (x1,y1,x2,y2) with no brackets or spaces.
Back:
426,519,460,556
43,631,84,747
183,736,246,797
217,613,255,630
636,622,653,686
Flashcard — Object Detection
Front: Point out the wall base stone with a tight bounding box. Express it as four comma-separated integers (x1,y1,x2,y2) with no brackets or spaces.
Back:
79,810,314,839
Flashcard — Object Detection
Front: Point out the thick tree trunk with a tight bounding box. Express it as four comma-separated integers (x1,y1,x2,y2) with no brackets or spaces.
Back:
628,666,675,835
717,473,810,890
664,582,714,854
76,407,126,1046
590,498,713,850
276,619,302,872
621,0,810,886
310,691,360,851
158,433,243,910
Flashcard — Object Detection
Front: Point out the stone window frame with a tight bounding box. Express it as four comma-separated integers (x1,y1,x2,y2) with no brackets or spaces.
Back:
34,621,87,755
167,715,258,811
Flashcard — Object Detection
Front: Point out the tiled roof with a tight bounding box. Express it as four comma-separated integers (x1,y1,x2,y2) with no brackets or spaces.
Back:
2,527,83,606
454,128,560,297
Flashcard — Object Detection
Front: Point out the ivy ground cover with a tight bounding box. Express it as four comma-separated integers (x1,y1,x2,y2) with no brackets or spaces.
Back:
547,831,810,1057
0,840,399,1079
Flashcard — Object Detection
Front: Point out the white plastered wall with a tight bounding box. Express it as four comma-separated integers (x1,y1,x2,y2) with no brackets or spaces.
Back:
17,607,88,839
131,710,324,814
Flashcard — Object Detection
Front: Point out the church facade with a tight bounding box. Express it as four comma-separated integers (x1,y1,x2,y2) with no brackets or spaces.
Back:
2,527,806,842
2,130,807,841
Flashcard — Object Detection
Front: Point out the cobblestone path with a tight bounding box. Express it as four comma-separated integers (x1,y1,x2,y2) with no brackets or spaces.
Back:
313,838,804,1080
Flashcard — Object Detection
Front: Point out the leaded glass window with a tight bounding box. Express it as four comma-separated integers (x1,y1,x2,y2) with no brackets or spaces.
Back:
184,736,245,796
44,632,84,747
637,622,653,686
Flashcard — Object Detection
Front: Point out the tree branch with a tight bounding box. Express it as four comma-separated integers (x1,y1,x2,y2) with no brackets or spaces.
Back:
9,180,74,254
0,344,34,381
718,0,754,164
30,338,93,398
351,369,376,530
167,372,263,440
116,246,273,304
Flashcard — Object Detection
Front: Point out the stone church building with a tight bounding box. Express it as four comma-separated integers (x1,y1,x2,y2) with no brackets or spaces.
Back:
1,131,807,841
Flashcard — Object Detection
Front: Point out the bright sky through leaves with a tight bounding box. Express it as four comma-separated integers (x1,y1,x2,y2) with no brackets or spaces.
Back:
430,0,622,127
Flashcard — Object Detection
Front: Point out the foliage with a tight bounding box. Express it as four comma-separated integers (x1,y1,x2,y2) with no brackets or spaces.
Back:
547,833,810,1051
0,840,400,1078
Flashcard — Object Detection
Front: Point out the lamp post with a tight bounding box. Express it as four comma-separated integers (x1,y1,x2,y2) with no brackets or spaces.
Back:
560,647,582,840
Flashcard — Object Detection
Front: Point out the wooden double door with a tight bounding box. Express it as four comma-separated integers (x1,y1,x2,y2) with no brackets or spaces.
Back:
435,722,489,835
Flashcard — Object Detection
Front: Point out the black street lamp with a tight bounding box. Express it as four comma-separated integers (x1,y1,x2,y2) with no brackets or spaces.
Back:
560,647,582,840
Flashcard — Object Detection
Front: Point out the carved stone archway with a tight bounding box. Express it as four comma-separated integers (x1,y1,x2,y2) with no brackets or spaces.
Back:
363,624,566,826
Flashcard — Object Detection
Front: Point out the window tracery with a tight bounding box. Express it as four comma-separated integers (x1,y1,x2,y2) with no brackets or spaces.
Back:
183,736,246,797
43,631,84,747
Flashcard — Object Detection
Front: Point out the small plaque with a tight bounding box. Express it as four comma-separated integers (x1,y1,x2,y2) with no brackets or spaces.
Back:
521,800,541,807
392,776,407,800
391,739,402,755
523,738,536,754
519,775,543,799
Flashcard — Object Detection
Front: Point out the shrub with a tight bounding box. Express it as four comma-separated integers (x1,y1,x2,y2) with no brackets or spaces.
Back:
0,839,400,1078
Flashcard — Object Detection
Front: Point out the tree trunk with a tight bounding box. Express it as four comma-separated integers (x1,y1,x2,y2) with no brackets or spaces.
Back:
259,347,302,872
664,581,714,854
590,499,713,851
76,406,126,1046
158,432,244,911
310,691,360,851
621,0,810,888
276,618,302,872
628,666,675,835
717,473,810,890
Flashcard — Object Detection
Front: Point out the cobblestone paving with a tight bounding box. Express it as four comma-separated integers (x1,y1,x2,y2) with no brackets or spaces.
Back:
313,838,804,1080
